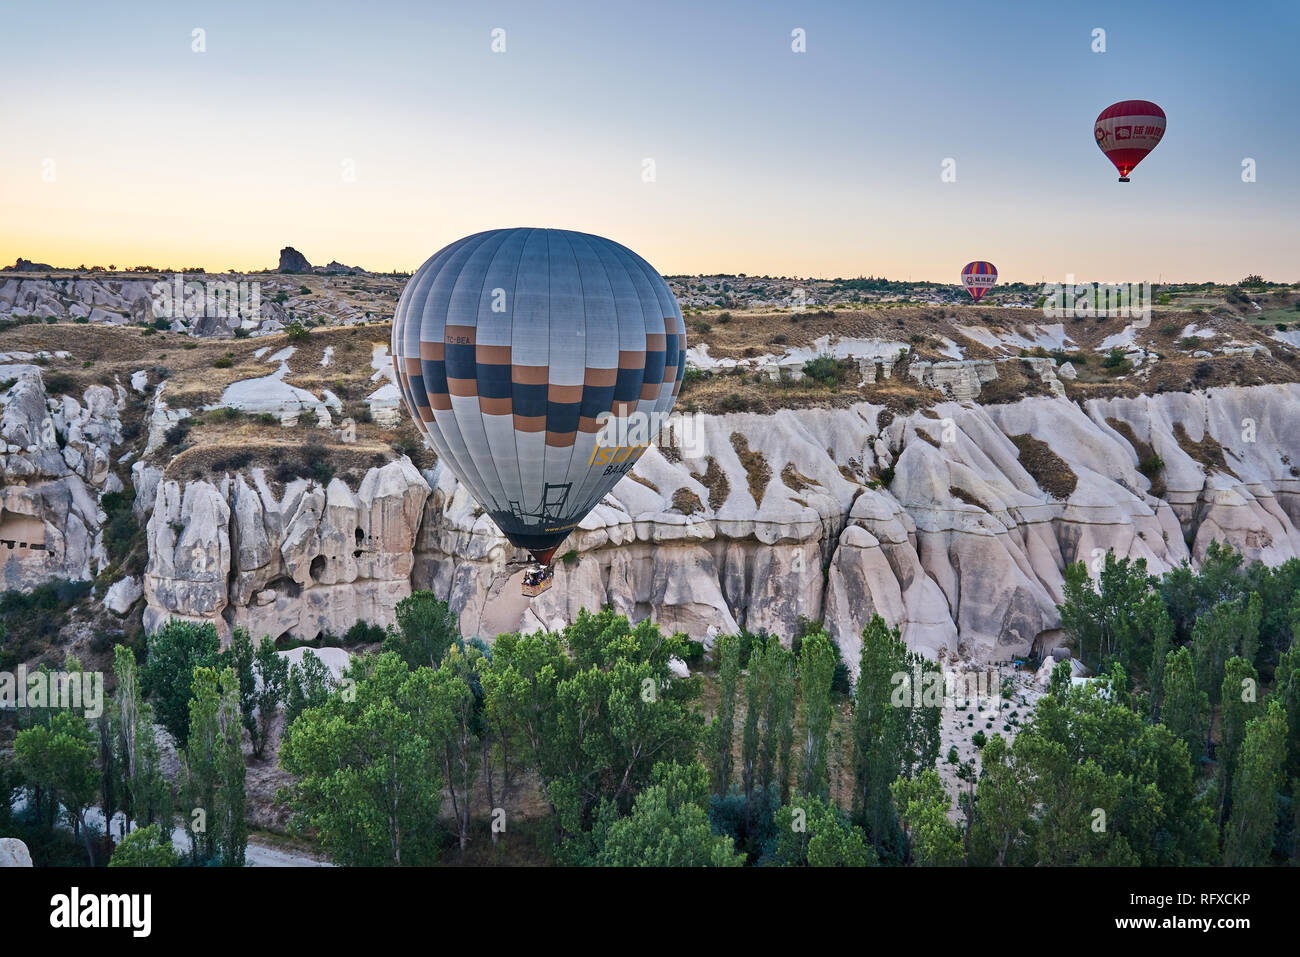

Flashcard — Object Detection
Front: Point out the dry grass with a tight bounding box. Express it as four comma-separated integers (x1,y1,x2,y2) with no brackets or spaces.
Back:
1173,422,1238,479
949,485,989,511
730,433,771,506
913,428,942,449
1106,417,1166,497
780,462,818,492
670,487,705,515
695,456,730,510
1007,433,1078,500
628,473,659,493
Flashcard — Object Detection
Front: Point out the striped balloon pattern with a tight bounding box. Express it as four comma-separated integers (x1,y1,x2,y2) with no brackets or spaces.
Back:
960,261,997,302
391,228,686,565
1095,100,1166,181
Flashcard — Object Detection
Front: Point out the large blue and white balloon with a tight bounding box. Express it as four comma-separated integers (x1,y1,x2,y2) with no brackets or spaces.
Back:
391,228,686,565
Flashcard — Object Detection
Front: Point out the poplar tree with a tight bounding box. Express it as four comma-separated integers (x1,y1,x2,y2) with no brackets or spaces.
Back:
796,628,836,800
1223,699,1288,866
1161,646,1207,761
708,633,742,796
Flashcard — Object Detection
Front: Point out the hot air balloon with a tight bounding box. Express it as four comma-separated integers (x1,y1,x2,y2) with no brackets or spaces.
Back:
960,261,997,303
1095,100,1166,182
390,228,685,594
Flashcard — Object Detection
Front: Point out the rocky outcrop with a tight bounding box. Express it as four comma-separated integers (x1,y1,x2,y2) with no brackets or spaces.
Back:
0,838,33,867
278,247,312,273
136,384,1300,670
0,369,123,588
143,459,429,642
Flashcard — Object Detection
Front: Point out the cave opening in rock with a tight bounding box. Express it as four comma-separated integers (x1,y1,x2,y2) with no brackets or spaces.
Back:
310,554,327,583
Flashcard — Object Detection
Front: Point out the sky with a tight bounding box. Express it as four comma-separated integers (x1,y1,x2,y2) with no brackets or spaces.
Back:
2,0,1296,283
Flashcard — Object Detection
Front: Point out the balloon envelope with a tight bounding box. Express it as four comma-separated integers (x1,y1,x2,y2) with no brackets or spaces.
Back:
961,261,997,302
391,228,685,565
1095,100,1166,181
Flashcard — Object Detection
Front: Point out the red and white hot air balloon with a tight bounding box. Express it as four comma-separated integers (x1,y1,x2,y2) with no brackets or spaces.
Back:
1095,100,1166,182
960,261,997,303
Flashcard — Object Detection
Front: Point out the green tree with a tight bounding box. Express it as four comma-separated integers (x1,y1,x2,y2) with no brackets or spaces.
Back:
251,637,289,758
108,645,171,835
891,769,964,866
1059,552,1168,677
1223,699,1288,866
178,666,245,865
740,636,795,804
285,649,336,723
1011,666,1215,866
280,653,449,865
480,629,570,827
140,619,222,745
109,823,179,867
1161,646,1208,761
14,711,100,865
1219,656,1260,819
796,627,836,800
215,666,247,866
968,734,1032,866
767,794,877,867
432,644,482,853
544,611,703,837
851,615,940,860
708,633,742,796
383,590,459,669
1193,594,1262,751
590,761,743,867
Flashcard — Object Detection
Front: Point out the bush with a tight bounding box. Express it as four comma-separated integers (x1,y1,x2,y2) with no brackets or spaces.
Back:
140,619,223,745
285,321,311,343
109,823,179,867
343,620,387,645
42,371,78,396
212,355,233,369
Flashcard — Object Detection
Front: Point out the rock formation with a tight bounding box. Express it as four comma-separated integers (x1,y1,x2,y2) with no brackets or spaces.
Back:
0,368,123,589
277,247,312,273
135,383,1300,670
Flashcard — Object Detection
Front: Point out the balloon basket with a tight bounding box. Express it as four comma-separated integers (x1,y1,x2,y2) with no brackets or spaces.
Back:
1118,177,1130,182
521,562,554,597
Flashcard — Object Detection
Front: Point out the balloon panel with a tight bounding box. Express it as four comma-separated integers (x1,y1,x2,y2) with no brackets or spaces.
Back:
391,228,685,563
1095,100,1166,177
961,261,997,302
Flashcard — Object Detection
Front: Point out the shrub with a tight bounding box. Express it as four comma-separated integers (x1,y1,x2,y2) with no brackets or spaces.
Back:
41,371,77,396
212,355,233,369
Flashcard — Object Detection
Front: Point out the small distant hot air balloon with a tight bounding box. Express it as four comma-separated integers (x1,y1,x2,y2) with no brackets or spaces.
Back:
961,261,997,303
391,228,685,595
1095,100,1166,182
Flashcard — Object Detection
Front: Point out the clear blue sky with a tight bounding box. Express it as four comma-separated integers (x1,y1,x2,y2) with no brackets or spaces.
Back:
2,0,1296,282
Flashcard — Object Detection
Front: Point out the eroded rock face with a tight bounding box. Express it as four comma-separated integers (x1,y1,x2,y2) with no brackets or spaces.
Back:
138,384,1300,669
0,838,33,867
410,385,1300,668
143,460,429,643
0,369,123,588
